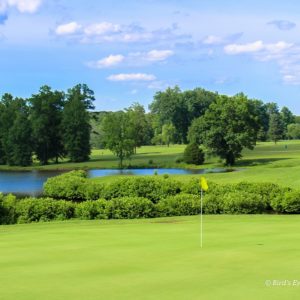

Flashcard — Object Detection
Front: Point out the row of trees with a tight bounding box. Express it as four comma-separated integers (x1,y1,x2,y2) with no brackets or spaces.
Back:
0,84,94,166
97,87,298,166
1,84,298,167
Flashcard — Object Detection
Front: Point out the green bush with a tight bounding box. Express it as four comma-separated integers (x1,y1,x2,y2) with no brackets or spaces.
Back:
0,193,18,224
43,171,88,201
16,198,75,223
222,192,267,214
84,181,105,200
271,191,300,213
157,194,201,217
203,194,223,214
183,143,205,165
106,197,155,219
102,177,181,203
75,199,108,219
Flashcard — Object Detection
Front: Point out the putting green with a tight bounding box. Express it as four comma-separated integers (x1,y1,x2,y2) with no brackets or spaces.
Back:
1,216,300,299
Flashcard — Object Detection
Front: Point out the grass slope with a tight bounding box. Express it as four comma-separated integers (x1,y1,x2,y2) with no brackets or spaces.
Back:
1,216,300,300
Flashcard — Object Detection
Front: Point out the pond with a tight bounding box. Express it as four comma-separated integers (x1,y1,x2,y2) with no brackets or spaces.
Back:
0,168,234,196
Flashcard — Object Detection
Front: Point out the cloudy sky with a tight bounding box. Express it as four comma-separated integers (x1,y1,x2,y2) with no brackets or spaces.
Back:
1,0,300,113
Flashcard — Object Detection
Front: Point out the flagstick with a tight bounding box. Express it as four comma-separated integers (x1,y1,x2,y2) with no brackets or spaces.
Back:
200,188,203,248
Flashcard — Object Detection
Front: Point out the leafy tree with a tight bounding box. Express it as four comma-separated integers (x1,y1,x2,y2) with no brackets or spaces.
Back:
0,94,15,164
183,88,217,120
281,106,295,137
183,143,205,165
150,86,189,143
6,100,32,166
268,113,284,144
0,94,33,166
287,123,300,140
188,93,260,165
161,123,176,147
62,85,95,162
29,86,65,164
126,103,151,152
101,111,135,168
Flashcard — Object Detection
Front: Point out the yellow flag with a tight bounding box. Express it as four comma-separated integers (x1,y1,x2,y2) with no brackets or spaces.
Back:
200,177,208,191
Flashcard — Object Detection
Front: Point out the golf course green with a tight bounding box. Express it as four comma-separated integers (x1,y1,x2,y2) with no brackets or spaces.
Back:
1,215,300,299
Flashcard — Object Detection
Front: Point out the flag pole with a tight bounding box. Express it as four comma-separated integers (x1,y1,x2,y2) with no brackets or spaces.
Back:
200,187,203,248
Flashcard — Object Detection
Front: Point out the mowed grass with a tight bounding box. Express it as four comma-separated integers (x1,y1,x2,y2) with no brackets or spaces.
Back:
1,216,300,300
1,140,300,188
90,140,300,188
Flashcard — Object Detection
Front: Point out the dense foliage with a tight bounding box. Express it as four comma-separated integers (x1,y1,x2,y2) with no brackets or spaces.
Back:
0,84,94,166
2,172,300,224
183,143,205,165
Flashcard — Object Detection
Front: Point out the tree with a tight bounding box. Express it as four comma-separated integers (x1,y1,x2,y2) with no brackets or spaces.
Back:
183,143,205,165
126,103,151,152
161,123,176,147
188,93,260,165
281,106,295,138
29,86,65,164
0,94,33,166
101,111,135,168
150,86,189,143
287,123,300,140
6,100,32,166
62,85,94,162
268,113,284,144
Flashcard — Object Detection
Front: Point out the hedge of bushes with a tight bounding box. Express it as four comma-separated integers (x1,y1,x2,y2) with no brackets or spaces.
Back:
1,171,300,225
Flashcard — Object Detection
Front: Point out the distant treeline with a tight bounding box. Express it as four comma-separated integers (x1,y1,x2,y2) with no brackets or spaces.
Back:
92,86,299,166
1,85,299,167
0,84,94,166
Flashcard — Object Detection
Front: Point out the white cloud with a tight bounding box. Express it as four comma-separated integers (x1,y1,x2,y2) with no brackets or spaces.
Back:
224,41,264,54
54,21,190,46
107,73,156,81
224,40,292,55
55,22,82,36
224,40,300,85
202,35,224,45
84,22,121,36
88,50,173,69
146,50,174,61
201,32,243,46
88,54,124,69
4,0,41,13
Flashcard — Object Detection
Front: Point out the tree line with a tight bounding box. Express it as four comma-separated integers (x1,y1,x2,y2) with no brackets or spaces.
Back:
0,84,94,166
1,85,298,167
97,87,298,166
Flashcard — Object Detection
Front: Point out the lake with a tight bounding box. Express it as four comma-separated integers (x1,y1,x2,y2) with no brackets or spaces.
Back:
0,168,233,196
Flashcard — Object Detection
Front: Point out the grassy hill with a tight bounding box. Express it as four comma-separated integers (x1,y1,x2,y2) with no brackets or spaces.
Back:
1,215,300,300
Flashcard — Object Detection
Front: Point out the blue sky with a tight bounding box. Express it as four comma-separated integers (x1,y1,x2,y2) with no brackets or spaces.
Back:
1,0,300,113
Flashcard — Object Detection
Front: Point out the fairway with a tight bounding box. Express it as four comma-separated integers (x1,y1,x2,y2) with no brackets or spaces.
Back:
1,216,300,300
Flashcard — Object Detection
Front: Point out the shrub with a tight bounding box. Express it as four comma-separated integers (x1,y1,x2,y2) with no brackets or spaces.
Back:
0,193,18,224
84,181,105,200
75,199,108,219
43,171,88,201
106,197,155,219
16,198,75,223
271,191,300,213
233,182,289,210
222,192,266,214
102,177,181,203
183,143,205,165
203,194,223,214
157,194,201,217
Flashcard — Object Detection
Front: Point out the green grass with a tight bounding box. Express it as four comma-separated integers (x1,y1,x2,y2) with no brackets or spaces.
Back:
2,140,300,188
1,216,300,299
